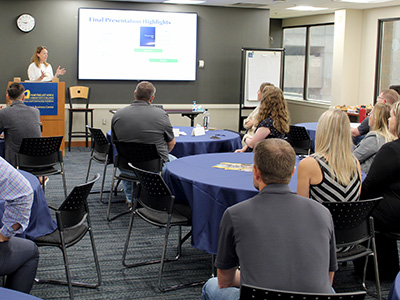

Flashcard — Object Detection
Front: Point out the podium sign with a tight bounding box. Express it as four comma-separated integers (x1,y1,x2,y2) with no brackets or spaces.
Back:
21,82,58,116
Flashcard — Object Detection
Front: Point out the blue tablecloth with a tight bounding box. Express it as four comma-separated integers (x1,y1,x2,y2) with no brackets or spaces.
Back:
0,287,43,300
0,170,57,240
163,152,300,255
389,271,400,300
106,127,242,161
170,126,242,158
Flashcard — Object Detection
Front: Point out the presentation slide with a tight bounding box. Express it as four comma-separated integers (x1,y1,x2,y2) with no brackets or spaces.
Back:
78,8,197,81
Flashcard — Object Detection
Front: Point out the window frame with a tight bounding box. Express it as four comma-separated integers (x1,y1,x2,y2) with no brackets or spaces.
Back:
282,22,334,103
375,17,400,104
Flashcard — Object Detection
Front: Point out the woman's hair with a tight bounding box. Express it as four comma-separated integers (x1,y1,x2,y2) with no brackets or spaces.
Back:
31,46,49,67
371,102,396,143
315,109,358,185
259,82,274,93
391,101,400,138
256,86,290,134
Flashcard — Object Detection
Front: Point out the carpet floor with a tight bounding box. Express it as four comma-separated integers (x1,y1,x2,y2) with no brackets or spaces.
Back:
28,147,395,300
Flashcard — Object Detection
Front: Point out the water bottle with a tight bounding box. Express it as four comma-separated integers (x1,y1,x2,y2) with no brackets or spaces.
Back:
192,101,197,112
203,109,210,131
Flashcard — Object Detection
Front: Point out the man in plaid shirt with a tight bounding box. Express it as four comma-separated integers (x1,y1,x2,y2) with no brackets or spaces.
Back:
0,156,39,294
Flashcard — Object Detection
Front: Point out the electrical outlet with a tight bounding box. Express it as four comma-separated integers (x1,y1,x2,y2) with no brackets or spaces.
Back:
102,118,107,125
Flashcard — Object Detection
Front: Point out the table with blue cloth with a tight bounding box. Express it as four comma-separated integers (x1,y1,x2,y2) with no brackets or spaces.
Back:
170,126,242,158
163,152,300,255
389,272,400,300
106,127,242,161
295,122,364,149
0,287,44,300
0,170,57,240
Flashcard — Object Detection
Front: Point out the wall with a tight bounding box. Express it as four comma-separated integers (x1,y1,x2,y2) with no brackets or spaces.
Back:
0,0,270,105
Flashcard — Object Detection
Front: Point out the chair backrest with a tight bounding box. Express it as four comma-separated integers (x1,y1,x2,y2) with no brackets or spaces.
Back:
68,86,90,109
86,126,111,162
17,136,64,168
240,285,366,300
322,198,382,247
287,125,312,155
56,174,100,230
129,165,175,214
114,141,162,173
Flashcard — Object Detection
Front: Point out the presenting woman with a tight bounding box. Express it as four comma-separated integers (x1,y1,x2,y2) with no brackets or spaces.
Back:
27,46,66,81
353,103,395,174
235,86,289,152
297,109,362,202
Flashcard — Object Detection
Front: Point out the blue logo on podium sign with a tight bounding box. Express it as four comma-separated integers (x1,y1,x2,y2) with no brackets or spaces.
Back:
21,82,58,116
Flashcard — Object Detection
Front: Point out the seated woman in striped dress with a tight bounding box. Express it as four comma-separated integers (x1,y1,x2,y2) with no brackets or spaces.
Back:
297,109,362,202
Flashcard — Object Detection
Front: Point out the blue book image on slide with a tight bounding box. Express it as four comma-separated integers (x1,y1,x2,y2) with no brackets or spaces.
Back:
140,27,155,47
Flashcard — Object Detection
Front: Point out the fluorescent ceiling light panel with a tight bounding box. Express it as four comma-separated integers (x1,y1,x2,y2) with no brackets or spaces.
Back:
164,0,205,3
287,6,328,11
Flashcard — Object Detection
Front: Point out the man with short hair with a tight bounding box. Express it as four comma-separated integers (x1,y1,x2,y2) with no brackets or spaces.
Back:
111,81,176,203
0,83,41,166
0,156,39,294
201,139,337,300
352,89,399,138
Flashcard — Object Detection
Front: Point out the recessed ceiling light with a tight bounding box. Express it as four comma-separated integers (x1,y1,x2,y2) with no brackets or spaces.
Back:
287,6,328,11
164,0,205,3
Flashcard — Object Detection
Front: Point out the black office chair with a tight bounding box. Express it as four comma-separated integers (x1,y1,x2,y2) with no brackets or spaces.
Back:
86,126,112,203
68,86,94,151
34,174,101,300
107,141,162,221
240,285,366,300
322,198,383,300
287,125,313,155
122,165,205,292
16,136,67,198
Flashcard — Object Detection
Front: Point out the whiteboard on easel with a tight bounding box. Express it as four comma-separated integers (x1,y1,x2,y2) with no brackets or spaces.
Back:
242,49,284,107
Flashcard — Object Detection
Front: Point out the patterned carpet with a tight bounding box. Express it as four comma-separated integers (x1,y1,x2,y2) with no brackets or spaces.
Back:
29,147,395,300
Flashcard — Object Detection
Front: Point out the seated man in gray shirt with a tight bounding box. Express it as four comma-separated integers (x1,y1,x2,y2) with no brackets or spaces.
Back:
0,83,41,166
111,81,176,204
201,139,337,300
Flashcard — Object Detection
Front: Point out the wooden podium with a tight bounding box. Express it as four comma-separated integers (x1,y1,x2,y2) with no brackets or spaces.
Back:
7,81,65,153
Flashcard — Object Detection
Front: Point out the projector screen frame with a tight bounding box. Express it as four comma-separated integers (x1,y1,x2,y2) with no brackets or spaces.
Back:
78,7,198,82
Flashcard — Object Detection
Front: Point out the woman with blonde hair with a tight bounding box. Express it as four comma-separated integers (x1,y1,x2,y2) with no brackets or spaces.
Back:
297,109,362,202
353,102,395,174
27,46,66,81
235,86,289,152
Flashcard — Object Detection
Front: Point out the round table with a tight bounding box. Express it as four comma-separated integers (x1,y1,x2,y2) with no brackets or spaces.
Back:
106,127,242,161
163,152,300,254
0,287,43,300
295,122,364,149
389,271,400,300
170,126,242,158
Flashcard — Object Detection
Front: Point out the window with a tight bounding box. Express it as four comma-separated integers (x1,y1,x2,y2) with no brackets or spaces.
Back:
283,24,334,102
376,18,400,98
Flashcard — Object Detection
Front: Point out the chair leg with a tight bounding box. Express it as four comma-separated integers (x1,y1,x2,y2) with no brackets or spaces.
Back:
85,112,89,148
60,162,68,199
86,157,93,183
69,111,73,151
88,225,102,288
107,168,131,222
99,161,108,204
